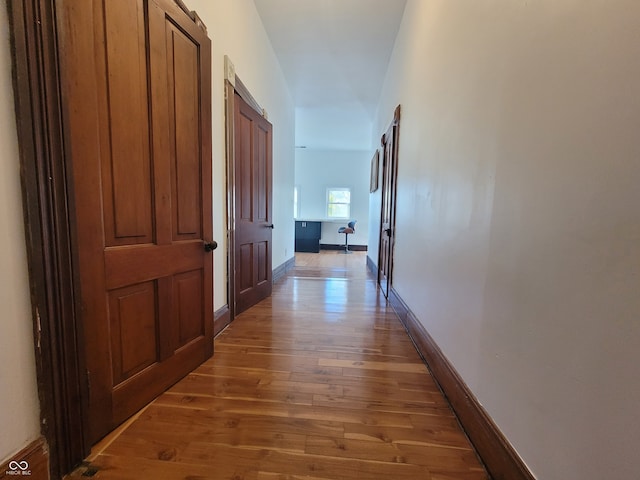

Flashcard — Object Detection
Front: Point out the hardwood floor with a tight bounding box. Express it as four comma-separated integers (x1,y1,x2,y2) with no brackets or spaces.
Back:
68,252,488,479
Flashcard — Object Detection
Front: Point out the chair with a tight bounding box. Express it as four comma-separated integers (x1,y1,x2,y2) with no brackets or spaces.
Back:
338,220,357,254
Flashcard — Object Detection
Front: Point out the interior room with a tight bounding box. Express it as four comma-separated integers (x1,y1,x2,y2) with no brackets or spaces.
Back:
1,1,639,479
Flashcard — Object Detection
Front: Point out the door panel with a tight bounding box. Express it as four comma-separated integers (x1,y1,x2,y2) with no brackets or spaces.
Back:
238,111,254,221
168,23,202,240
174,270,204,347
257,241,268,286
102,0,154,246
109,282,159,384
239,244,254,293
59,0,213,443
234,92,273,314
256,124,269,222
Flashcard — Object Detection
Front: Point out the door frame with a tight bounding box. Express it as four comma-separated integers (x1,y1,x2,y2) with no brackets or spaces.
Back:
7,1,209,477
7,0,89,476
377,105,401,297
224,71,267,324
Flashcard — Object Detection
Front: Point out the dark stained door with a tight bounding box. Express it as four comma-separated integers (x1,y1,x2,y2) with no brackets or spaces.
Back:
234,91,273,314
58,0,213,443
378,106,401,298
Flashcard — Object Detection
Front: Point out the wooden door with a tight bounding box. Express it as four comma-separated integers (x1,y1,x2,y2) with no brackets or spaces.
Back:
378,106,401,298
58,0,213,443
234,91,273,314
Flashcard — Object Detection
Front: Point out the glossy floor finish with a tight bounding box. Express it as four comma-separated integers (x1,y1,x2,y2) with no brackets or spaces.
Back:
69,252,488,479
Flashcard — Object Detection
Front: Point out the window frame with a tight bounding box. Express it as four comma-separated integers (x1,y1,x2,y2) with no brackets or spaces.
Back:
326,187,351,219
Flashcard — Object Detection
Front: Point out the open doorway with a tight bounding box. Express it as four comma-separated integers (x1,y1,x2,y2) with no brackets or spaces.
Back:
377,105,401,298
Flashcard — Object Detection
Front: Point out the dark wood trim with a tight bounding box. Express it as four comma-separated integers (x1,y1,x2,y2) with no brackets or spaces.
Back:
319,244,368,252
213,305,231,337
0,437,49,480
7,1,88,478
366,255,377,275
272,256,295,283
224,80,237,322
173,0,196,21
170,0,207,32
388,286,536,480
235,76,264,117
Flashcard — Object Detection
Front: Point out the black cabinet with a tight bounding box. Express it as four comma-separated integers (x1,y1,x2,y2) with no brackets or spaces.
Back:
295,221,321,253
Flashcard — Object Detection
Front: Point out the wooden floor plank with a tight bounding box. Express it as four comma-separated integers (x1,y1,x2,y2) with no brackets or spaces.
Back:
318,358,428,374
343,422,473,449
66,252,487,480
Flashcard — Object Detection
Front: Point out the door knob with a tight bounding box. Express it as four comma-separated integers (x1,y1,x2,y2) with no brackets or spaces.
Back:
265,224,274,229
204,241,217,252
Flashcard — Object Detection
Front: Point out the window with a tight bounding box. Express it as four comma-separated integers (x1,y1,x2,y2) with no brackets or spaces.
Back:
293,186,299,218
327,188,351,219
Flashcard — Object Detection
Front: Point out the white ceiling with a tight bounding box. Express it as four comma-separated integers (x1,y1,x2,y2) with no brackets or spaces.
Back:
253,0,407,149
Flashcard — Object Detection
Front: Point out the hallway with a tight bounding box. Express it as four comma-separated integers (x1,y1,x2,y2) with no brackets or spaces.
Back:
70,252,487,479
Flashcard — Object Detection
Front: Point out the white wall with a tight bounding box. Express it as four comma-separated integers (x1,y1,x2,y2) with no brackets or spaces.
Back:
295,105,372,150
189,0,296,308
0,0,42,463
371,1,640,479
295,149,371,246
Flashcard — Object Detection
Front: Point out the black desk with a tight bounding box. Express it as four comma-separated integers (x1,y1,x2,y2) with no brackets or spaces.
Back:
295,221,321,252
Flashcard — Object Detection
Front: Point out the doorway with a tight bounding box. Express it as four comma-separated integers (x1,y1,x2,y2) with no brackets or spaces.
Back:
225,76,274,319
378,105,401,298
